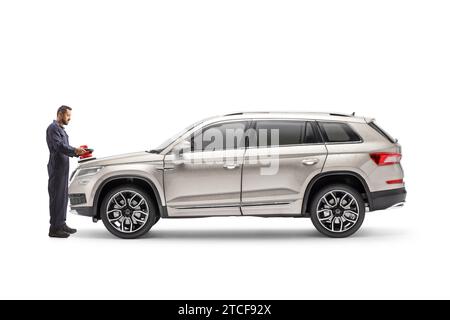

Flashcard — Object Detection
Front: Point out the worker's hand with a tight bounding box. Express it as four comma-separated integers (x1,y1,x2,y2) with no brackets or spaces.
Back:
75,147,88,156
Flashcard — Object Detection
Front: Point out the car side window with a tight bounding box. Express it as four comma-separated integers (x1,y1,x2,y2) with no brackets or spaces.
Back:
192,121,248,151
254,120,321,147
318,122,361,143
304,122,321,144
255,120,304,147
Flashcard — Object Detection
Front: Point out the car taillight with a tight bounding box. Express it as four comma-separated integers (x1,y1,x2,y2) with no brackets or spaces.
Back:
370,152,402,166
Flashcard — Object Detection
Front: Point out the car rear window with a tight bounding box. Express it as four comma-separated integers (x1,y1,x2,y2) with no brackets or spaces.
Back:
368,121,396,143
318,122,361,143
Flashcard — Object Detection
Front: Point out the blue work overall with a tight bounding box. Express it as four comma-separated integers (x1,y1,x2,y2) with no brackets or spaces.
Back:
46,120,76,229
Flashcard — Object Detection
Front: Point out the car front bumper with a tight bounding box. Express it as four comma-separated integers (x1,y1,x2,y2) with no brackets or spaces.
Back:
70,206,95,217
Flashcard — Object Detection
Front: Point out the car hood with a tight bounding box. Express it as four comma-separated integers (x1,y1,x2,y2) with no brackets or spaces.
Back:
77,151,164,168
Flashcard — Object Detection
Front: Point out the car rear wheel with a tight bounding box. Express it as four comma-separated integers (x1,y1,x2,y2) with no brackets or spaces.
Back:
310,184,365,238
100,185,158,239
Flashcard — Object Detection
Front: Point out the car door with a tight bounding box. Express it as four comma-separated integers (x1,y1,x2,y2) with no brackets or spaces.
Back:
241,120,327,215
164,120,250,217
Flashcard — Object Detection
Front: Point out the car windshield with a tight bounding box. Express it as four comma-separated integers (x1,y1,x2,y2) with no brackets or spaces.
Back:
148,118,205,153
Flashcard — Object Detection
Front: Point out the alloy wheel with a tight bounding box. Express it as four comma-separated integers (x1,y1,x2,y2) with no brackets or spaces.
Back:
316,189,360,233
105,190,150,233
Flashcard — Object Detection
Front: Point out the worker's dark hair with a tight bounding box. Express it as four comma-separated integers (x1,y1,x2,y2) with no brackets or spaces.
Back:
57,105,72,115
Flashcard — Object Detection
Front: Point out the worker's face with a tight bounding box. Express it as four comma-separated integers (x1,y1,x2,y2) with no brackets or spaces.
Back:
58,110,72,125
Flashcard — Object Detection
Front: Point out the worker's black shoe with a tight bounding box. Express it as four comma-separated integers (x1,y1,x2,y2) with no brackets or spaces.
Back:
63,224,77,234
49,228,70,238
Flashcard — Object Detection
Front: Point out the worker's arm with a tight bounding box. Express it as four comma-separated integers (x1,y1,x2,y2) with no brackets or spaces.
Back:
48,125,80,157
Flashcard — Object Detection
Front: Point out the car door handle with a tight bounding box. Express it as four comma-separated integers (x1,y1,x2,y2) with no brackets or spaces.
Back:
223,164,239,170
302,158,319,166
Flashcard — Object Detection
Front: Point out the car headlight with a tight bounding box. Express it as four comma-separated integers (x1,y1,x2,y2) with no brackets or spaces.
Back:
77,166,103,178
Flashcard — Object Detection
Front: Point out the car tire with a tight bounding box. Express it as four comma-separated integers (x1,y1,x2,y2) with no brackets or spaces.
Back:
100,185,158,239
310,184,365,238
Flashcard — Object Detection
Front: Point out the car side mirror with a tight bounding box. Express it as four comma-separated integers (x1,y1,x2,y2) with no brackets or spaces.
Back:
172,140,191,160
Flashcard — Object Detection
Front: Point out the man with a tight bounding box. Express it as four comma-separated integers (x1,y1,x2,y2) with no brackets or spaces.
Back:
46,106,87,238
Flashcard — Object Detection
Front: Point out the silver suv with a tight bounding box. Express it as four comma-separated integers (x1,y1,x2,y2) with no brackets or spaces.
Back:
69,112,406,238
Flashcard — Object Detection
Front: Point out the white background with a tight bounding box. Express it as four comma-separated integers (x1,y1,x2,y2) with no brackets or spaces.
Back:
0,0,449,299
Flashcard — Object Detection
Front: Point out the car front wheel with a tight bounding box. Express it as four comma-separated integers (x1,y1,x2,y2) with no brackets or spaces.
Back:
310,184,365,238
100,185,158,239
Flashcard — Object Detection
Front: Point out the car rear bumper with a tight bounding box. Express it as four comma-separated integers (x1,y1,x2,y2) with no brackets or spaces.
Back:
370,187,407,211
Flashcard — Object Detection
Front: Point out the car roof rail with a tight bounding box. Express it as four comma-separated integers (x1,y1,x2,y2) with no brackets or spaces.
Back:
224,111,274,116
224,111,359,118
329,112,356,117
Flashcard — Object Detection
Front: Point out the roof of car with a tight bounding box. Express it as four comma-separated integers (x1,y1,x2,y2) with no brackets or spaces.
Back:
216,112,370,123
